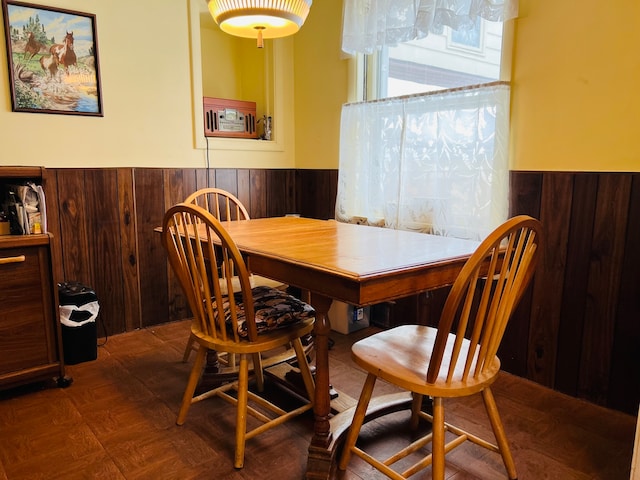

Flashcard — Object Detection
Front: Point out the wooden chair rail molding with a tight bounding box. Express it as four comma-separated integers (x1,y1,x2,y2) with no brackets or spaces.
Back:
39,167,639,415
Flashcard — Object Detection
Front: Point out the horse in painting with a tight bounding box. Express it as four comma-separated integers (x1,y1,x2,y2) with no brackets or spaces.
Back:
23,32,42,61
39,54,58,80
50,31,77,75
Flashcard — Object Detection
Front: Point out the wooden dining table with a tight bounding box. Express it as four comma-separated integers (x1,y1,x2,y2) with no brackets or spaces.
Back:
196,216,480,479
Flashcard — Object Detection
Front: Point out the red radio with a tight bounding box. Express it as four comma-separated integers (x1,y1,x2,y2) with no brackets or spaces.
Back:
203,97,258,139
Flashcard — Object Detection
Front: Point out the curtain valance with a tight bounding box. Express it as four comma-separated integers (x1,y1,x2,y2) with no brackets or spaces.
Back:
342,0,518,55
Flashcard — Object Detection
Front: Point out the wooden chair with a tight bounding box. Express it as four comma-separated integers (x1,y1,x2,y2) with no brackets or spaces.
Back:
180,188,249,362
338,215,543,480
162,203,315,468
181,187,285,362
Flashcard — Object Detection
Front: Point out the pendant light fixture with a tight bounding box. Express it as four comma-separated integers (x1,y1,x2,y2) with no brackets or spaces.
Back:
208,0,312,48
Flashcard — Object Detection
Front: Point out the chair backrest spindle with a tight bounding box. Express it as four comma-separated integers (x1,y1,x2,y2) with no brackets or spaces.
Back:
185,187,249,222
426,216,542,385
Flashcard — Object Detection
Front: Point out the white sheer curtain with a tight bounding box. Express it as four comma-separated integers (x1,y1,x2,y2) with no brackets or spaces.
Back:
342,0,518,55
335,82,510,241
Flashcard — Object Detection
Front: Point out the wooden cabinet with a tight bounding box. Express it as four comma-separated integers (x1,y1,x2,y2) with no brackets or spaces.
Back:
0,167,67,390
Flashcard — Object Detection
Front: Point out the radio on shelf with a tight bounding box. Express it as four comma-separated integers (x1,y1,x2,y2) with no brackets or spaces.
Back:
203,97,257,139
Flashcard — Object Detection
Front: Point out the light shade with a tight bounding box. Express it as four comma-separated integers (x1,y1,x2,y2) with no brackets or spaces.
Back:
208,0,312,46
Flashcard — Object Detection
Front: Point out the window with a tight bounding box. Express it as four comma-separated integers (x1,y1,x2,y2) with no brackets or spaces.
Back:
338,3,515,240
367,18,505,100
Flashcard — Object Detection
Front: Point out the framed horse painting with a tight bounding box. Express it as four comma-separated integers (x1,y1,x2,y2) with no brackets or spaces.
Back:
1,0,103,116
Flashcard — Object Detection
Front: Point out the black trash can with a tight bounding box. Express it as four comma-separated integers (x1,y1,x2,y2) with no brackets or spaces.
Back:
58,282,99,365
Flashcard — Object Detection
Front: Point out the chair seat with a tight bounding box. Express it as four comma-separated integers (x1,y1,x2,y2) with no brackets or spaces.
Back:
352,324,501,398
214,285,314,338
193,316,315,354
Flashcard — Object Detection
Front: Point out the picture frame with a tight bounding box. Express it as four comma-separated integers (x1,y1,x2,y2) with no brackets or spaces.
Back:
1,0,103,116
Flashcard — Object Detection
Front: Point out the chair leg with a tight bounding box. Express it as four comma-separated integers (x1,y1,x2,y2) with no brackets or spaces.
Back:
482,387,518,480
292,337,315,400
431,397,445,480
228,352,237,368
235,354,250,469
252,353,264,391
182,333,195,362
410,393,423,430
338,373,377,470
177,345,207,425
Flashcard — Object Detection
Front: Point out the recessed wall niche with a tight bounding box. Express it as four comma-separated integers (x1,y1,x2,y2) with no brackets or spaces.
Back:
188,0,293,160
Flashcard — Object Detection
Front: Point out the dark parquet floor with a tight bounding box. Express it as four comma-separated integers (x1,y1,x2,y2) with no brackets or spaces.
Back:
0,320,636,479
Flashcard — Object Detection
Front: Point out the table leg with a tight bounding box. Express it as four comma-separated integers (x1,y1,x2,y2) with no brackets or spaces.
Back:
303,295,419,479
306,293,335,479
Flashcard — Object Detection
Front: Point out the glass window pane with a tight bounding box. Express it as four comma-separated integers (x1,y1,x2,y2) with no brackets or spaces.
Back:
378,19,504,99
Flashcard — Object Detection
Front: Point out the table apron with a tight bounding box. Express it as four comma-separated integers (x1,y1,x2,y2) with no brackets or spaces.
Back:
247,255,468,306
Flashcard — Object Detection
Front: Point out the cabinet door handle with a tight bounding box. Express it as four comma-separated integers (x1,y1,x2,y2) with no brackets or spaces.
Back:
0,255,26,265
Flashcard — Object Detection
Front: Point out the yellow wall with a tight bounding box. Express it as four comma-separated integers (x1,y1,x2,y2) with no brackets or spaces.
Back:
0,0,300,169
200,14,267,118
1,0,637,172
0,0,200,168
510,0,640,172
292,0,640,173
200,15,242,101
293,0,349,170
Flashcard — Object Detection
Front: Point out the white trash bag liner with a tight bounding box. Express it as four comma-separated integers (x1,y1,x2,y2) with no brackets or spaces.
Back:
59,300,100,327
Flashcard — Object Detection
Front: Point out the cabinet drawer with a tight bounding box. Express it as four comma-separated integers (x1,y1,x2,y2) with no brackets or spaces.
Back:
0,245,56,376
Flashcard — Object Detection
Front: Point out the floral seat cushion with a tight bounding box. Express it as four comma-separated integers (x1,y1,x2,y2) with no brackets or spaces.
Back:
220,285,315,337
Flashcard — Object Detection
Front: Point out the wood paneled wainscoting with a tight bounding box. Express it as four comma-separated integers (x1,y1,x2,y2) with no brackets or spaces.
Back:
509,171,640,415
43,167,337,337
42,168,638,415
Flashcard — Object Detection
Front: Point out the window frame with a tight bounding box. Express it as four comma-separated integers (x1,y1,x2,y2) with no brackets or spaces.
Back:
355,18,516,103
